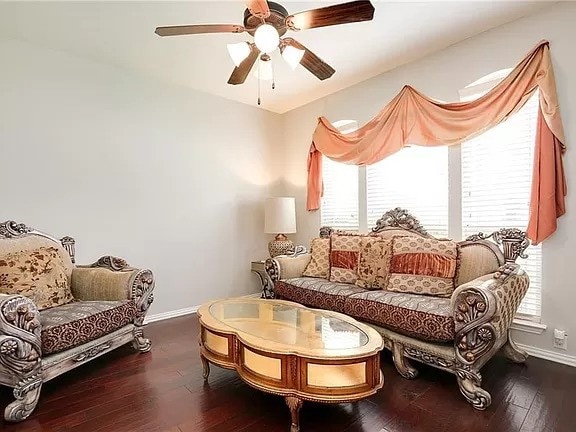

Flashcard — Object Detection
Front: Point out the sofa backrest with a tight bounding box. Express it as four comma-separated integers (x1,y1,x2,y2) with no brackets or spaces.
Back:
0,221,75,282
319,208,528,287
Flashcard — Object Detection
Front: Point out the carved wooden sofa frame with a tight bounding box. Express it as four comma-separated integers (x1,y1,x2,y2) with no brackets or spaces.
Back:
265,208,530,410
0,221,154,422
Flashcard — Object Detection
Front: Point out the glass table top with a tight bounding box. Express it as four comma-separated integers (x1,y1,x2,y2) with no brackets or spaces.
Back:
208,300,369,350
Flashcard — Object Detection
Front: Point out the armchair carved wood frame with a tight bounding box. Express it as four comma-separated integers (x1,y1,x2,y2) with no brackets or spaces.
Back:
265,208,531,410
0,221,155,422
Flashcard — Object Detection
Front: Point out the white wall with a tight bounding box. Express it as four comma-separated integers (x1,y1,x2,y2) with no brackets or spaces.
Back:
0,38,281,316
279,2,576,357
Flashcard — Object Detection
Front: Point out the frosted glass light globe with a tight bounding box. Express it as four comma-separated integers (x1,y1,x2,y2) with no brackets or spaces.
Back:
254,24,279,54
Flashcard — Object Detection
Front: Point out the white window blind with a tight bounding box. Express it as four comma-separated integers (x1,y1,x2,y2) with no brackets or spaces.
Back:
320,157,359,230
367,146,449,237
461,89,542,318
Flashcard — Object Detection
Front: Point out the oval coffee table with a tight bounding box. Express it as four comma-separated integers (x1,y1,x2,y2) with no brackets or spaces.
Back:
197,298,384,431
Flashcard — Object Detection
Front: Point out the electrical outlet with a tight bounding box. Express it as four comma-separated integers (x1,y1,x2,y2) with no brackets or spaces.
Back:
553,329,568,350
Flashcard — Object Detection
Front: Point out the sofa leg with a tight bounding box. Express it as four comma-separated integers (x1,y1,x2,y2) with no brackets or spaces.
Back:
4,375,43,422
501,331,528,363
456,367,491,410
392,342,419,379
132,327,151,353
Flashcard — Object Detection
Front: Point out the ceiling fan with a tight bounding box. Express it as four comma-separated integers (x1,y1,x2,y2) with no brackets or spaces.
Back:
155,0,375,86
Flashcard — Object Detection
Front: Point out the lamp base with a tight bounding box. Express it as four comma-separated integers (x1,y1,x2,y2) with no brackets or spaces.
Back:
268,234,295,257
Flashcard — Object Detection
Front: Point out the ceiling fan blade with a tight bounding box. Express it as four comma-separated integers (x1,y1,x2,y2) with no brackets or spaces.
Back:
246,0,271,18
228,45,260,85
155,24,245,37
286,1,375,31
282,39,335,81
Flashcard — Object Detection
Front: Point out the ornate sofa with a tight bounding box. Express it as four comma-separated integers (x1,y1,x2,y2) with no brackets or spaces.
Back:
0,221,154,422
265,209,530,410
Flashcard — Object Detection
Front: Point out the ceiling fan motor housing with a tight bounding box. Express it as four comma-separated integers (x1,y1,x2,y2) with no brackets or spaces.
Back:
243,2,289,36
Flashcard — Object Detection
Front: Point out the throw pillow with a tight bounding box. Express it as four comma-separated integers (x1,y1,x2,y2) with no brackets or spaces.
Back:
302,238,330,279
329,234,362,284
355,237,392,290
0,246,74,310
387,236,458,298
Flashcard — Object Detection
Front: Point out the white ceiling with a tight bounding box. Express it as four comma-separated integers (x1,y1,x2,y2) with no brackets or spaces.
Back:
0,1,554,113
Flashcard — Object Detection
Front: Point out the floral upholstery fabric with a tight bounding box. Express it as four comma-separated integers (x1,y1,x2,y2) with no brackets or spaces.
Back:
355,237,391,290
387,236,458,298
344,290,454,342
40,300,136,354
0,246,75,310
303,238,330,279
329,235,362,284
275,277,366,314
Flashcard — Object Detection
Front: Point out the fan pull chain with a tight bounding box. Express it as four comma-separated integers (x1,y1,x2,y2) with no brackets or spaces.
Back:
257,58,261,106
272,58,275,90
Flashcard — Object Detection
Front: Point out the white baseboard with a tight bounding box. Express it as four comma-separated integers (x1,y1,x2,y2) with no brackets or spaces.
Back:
143,293,261,325
517,343,576,367
144,306,199,324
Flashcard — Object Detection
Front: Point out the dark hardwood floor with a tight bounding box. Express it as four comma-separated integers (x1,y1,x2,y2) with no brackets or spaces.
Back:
2,315,575,432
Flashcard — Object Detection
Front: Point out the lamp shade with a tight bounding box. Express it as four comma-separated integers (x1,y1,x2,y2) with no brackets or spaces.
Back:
264,197,296,234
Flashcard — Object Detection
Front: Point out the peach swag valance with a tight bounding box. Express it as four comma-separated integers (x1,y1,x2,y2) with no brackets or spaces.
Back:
307,40,566,245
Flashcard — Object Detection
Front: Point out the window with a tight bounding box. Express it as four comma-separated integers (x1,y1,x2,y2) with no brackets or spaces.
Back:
367,146,449,237
320,69,543,320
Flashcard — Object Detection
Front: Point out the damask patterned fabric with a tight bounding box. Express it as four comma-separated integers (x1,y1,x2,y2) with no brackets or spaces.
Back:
387,236,458,298
276,277,366,314
0,246,75,310
489,271,531,338
40,300,136,354
302,238,330,279
329,235,362,284
355,237,391,290
344,290,455,342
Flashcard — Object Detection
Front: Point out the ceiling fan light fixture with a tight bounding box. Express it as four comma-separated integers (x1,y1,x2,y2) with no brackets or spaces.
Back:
254,58,274,81
227,42,251,67
254,24,280,54
282,45,305,70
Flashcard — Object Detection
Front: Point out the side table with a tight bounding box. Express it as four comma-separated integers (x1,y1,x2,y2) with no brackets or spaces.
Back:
251,260,274,299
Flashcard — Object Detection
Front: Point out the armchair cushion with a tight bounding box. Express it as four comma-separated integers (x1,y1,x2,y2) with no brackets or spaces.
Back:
0,246,74,310
40,300,136,354
71,267,134,301
355,237,391,290
329,234,362,284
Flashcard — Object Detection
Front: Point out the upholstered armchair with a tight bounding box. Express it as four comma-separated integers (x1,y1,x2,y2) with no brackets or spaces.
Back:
0,221,154,422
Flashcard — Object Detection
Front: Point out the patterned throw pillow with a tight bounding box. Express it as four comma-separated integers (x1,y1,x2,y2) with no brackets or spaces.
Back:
387,236,458,298
303,238,330,279
0,246,74,310
355,237,392,290
329,235,362,284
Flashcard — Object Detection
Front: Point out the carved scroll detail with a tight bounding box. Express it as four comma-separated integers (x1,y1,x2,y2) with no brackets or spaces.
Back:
453,288,497,365
131,269,154,352
404,345,454,369
60,236,76,263
456,365,491,410
0,296,43,422
466,228,529,263
265,258,280,283
72,342,113,362
85,256,132,271
0,221,33,239
371,208,430,237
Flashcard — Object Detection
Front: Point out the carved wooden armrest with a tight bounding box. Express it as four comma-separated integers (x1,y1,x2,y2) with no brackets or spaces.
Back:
0,294,42,379
451,264,530,366
73,256,155,327
265,253,311,282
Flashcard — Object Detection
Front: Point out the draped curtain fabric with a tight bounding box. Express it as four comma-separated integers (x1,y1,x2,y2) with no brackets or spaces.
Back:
307,40,566,244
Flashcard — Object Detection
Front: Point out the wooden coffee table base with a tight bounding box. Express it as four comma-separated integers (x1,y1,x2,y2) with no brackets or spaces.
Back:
198,328,383,431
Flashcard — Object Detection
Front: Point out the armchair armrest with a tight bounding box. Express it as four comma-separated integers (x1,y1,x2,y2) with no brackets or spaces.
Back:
72,256,155,327
265,253,312,282
450,264,530,366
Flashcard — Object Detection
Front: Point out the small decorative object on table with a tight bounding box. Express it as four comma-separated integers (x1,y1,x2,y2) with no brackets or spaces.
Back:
265,197,296,257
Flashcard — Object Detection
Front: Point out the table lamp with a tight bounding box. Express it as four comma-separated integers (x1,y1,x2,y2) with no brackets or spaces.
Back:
265,197,296,257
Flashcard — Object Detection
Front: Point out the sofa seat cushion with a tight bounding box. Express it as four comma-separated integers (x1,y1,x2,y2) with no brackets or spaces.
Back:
275,277,367,314
344,291,454,342
40,300,136,355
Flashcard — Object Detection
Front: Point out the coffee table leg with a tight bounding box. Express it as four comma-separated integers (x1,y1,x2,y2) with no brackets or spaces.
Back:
200,353,210,381
285,396,303,432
